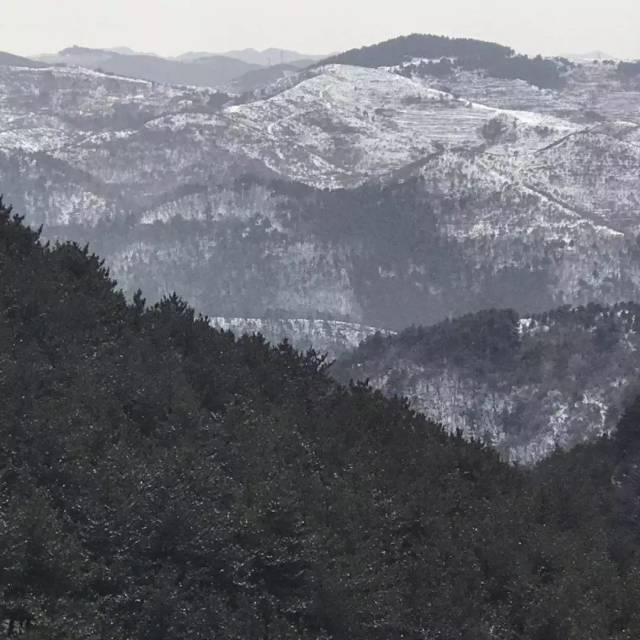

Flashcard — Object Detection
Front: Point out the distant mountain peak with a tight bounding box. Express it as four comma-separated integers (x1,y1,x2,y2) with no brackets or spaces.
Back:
30,47,261,88
107,46,160,57
0,51,47,68
58,45,114,56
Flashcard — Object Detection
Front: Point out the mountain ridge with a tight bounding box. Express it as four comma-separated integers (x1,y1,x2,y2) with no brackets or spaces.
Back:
335,303,640,462
218,47,325,66
34,46,262,88
1,33,639,352
0,51,47,68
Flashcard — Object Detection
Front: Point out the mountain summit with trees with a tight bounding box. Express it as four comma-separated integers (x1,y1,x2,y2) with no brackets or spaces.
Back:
318,33,566,89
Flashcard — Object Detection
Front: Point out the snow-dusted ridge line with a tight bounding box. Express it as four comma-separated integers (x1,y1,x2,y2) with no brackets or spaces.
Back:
1,57,640,340
8,63,158,87
205,64,583,189
209,317,396,357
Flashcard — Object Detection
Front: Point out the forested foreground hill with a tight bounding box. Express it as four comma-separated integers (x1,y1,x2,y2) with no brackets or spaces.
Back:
4,200,640,639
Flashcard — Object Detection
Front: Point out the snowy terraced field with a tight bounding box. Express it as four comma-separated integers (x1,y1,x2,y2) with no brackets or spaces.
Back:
212,65,580,187
402,62,640,125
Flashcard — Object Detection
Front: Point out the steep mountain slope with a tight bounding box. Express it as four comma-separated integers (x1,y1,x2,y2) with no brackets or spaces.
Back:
5,200,640,638
37,46,261,88
1,37,639,341
336,304,640,462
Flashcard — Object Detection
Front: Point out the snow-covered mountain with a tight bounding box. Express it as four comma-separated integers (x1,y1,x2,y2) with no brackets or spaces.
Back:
1,35,640,343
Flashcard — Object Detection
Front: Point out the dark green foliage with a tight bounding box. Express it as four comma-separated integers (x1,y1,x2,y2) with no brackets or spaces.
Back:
613,396,640,455
401,53,564,90
342,303,640,375
397,57,456,79
320,34,514,68
320,34,563,89
480,116,511,143
463,54,564,90
341,309,521,380
3,200,640,637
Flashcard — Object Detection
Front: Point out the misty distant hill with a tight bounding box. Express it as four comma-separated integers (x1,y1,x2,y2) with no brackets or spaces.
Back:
0,51,47,68
227,62,301,93
220,47,325,66
36,46,259,88
106,46,160,57
175,51,219,62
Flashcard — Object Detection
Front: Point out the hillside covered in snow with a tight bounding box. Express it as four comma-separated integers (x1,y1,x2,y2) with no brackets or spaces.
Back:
1,33,640,344
0,38,640,336
335,303,640,462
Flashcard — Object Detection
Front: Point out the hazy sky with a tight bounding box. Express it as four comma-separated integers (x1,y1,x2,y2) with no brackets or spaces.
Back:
3,0,640,59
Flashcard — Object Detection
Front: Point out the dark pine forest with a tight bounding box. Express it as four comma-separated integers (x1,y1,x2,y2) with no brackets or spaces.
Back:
2,198,640,639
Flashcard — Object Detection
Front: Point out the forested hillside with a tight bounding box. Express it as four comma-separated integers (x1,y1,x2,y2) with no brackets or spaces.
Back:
3,200,640,638
319,33,565,89
319,34,515,68
336,305,640,461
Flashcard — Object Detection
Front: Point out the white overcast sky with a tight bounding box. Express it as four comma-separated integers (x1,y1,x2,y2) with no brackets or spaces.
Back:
2,0,640,59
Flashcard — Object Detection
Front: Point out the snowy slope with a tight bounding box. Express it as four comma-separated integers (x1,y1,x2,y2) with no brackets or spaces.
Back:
336,304,640,462
210,65,580,188
0,58,639,329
